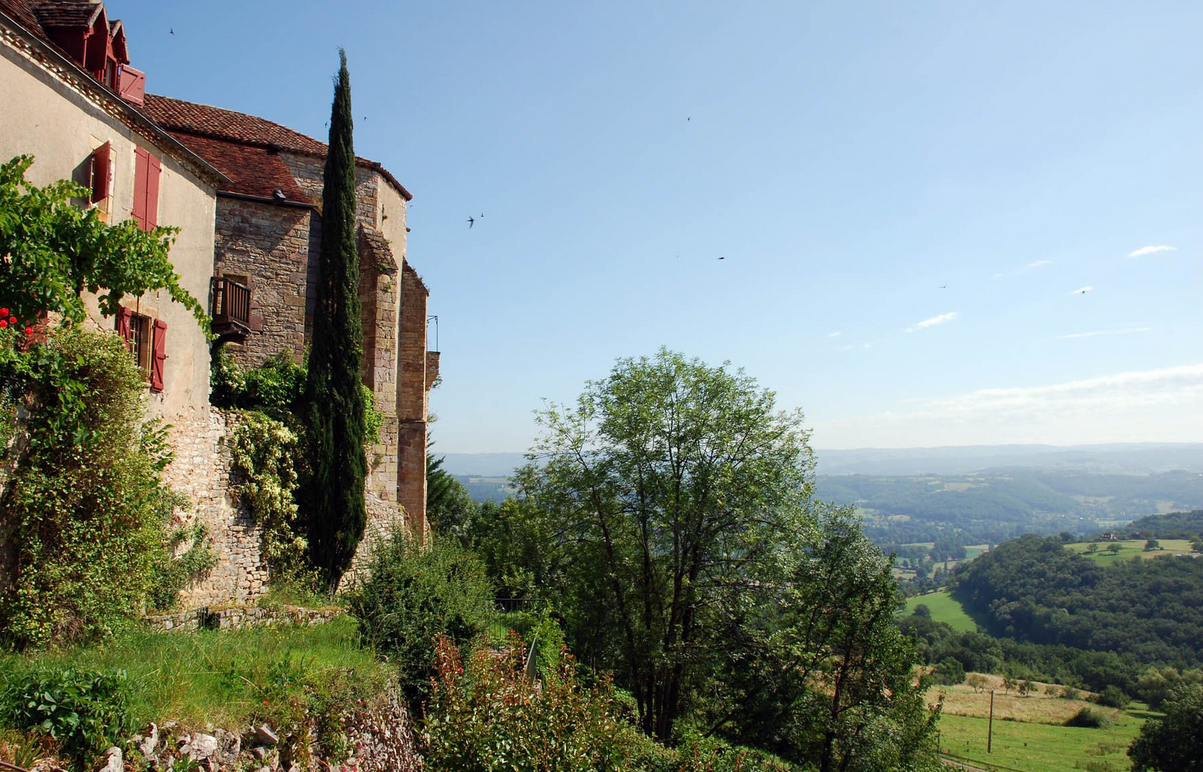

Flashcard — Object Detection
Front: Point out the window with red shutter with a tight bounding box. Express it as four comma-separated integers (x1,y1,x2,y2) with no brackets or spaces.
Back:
145,154,161,229
115,306,133,351
90,142,113,204
132,148,161,231
133,148,148,229
150,318,167,392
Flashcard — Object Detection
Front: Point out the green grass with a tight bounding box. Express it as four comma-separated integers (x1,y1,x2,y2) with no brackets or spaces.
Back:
1066,539,1195,566
937,710,1143,772
0,616,392,730
902,590,979,632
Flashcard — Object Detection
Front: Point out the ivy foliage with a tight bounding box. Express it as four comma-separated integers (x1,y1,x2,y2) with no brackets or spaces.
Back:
229,412,307,580
0,326,212,648
0,155,206,330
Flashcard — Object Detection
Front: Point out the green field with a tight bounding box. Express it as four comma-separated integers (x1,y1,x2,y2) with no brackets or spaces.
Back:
1066,539,1195,566
902,590,978,632
938,710,1142,771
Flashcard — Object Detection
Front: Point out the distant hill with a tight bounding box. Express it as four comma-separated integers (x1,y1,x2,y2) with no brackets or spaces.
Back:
441,452,526,477
442,444,1203,479
1124,510,1203,540
816,443,1203,476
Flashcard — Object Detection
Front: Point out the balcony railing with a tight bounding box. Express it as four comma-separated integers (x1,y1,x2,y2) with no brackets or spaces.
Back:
211,276,251,342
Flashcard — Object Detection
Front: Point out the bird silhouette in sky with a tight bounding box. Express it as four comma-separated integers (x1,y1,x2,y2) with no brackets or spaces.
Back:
467,216,475,229
939,284,947,289
169,28,174,35
718,256,726,261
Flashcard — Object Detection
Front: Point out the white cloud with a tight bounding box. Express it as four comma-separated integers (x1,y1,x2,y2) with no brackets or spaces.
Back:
905,312,958,333
840,343,871,351
1017,259,1054,273
809,363,1203,447
1059,327,1152,340
1071,286,1093,295
1128,245,1177,258
991,273,1005,280
827,331,842,338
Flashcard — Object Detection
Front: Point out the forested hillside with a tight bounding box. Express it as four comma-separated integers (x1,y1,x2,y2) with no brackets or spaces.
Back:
952,534,1203,666
817,469,1203,548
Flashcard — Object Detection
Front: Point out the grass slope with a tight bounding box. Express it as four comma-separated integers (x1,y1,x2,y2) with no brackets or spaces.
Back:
1065,539,1195,566
934,680,1143,772
0,616,390,729
902,590,979,633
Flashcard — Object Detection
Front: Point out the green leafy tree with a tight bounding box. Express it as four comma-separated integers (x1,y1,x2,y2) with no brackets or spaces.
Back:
426,448,478,537
1129,683,1203,772
302,51,368,593
517,348,816,740
0,155,205,328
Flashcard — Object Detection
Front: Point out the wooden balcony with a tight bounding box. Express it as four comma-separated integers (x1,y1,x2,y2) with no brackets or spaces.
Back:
210,276,251,343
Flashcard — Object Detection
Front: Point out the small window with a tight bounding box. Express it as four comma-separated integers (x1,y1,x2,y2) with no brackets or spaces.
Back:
116,307,167,391
132,147,161,231
90,142,113,204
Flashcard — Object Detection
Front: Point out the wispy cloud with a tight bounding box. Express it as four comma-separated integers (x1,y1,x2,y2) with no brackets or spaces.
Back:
1018,259,1054,273
905,312,958,333
827,331,842,338
1128,245,1177,258
1059,327,1152,340
841,343,871,351
811,364,1203,447
1071,286,1093,295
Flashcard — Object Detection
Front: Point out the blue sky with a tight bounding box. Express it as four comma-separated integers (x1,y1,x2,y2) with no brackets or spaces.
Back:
123,1,1201,452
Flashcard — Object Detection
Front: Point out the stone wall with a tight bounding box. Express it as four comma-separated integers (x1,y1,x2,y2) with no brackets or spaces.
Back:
213,197,313,368
396,264,431,542
162,409,269,607
143,605,342,632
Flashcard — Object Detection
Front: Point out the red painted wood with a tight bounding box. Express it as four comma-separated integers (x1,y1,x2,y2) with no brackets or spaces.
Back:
150,318,167,392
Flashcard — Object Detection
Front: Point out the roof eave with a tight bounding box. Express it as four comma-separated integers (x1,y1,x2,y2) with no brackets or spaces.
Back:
0,7,230,189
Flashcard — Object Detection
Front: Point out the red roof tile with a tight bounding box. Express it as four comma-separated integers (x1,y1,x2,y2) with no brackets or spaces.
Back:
0,0,50,34
164,132,310,203
143,94,412,201
32,0,101,29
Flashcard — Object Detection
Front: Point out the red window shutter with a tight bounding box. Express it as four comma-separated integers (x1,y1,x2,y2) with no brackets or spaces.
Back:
150,318,167,392
133,147,149,229
115,306,133,350
90,142,112,203
145,153,161,229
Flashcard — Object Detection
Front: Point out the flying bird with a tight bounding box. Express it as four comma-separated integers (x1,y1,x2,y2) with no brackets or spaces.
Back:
939,284,947,289
169,28,174,35
467,216,475,229
717,256,726,261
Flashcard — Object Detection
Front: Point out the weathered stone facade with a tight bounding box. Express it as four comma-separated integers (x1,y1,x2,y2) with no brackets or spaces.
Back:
1,1,436,610
161,409,269,606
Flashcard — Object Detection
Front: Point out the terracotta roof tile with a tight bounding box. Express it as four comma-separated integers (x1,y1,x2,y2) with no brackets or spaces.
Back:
32,0,101,29
143,94,412,201
164,131,310,203
0,0,51,34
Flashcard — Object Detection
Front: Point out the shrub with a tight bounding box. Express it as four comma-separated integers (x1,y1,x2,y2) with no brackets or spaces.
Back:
1065,707,1112,728
348,531,494,705
0,666,133,771
424,634,639,771
1093,685,1129,709
0,326,207,646
934,657,966,685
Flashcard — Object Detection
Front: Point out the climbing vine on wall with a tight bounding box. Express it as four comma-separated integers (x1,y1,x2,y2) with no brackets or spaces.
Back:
229,411,309,581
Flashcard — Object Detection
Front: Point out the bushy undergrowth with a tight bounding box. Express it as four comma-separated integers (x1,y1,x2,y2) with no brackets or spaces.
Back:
424,635,800,772
0,326,211,647
0,666,133,771
1065,706,1113,728
0,617,393,768
348,531,495,706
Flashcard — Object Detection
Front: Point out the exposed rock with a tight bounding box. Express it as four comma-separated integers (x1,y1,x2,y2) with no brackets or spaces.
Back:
135,723,159,757
188,733,219,761
95,747,122,772
252,724,279,747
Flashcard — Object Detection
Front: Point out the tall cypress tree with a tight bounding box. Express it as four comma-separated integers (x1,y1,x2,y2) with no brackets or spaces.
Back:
303,50,367,592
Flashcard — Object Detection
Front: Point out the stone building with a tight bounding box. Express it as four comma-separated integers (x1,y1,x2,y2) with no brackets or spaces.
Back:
0,0,436,604
142,95,439,546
